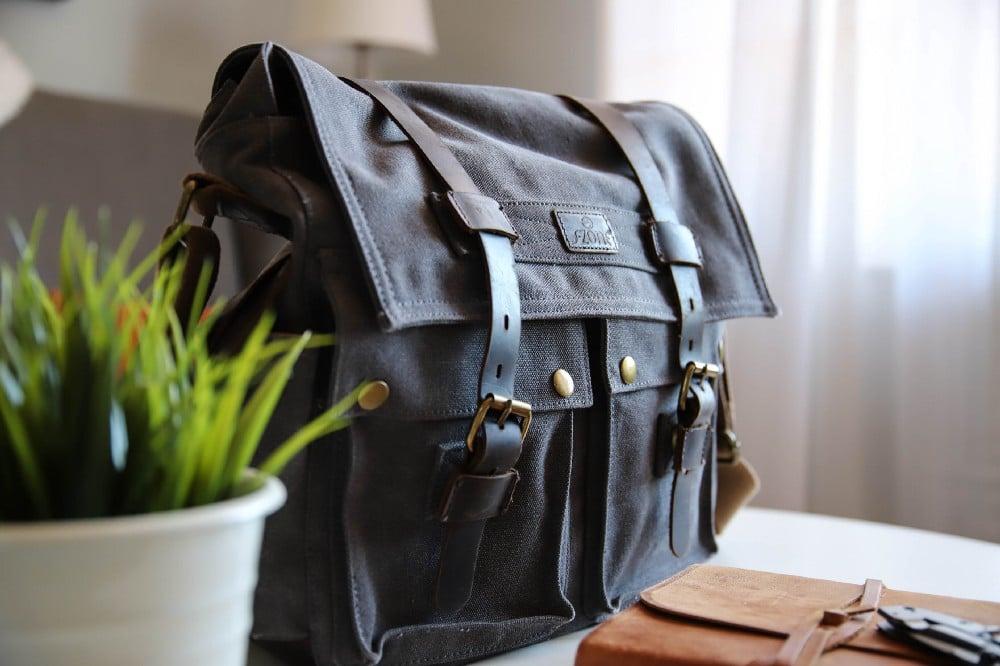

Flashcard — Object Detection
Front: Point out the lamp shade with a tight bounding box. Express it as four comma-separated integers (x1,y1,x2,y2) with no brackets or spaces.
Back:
293,0,437,55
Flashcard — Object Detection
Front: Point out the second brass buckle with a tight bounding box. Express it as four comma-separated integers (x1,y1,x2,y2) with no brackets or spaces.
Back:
678,361,721,412
466,394,533,451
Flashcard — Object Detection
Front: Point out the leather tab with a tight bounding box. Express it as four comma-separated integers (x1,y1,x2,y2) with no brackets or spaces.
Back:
438,470,519,523
554,210,619,253
447,191,518,239
650,220,702,267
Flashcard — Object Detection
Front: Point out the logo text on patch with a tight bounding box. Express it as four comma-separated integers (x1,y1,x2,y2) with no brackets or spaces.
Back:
554,211,619,254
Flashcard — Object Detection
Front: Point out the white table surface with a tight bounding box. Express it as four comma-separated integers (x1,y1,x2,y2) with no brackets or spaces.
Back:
477,507,1000,665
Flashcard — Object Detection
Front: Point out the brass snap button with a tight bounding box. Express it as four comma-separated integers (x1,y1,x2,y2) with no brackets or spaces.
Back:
619,356,637,384
551,369,574,397
358,380,390,411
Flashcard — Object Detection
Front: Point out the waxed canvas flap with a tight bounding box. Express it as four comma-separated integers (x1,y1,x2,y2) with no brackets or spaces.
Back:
196,43,776,332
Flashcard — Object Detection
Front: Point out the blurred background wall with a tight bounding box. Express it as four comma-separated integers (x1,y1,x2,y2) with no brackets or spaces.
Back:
0,0,996,540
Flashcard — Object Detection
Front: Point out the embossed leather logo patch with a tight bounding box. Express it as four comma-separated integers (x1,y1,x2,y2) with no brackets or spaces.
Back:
554,211,619,254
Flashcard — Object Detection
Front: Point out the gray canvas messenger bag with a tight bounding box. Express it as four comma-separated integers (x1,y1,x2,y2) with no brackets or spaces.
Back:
171,43,776,665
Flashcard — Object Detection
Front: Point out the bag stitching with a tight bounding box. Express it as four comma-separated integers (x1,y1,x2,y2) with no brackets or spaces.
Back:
385,299,767,327
500,200,647,217
395,295,670,307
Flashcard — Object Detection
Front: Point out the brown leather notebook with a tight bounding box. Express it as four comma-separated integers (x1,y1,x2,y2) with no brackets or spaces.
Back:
576,565,1000,665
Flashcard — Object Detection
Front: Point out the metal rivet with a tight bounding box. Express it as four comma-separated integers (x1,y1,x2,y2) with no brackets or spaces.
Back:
620,356,637,384
552,369,574,397
358,380,390,411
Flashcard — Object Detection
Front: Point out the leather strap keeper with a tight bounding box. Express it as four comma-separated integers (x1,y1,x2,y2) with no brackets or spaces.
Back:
438,470,519,523
446,191,519,239
650,219,703,267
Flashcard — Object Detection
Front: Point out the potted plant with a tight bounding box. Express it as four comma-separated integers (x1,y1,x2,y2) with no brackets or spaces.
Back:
0,216,362,665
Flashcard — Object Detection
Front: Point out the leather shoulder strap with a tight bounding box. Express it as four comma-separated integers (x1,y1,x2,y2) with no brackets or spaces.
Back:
347,80,476,191
564,99,676,224
344,78,528,612
347,79,516,239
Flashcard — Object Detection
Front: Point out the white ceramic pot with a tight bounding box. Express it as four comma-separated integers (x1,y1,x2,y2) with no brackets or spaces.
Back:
0,473,286,666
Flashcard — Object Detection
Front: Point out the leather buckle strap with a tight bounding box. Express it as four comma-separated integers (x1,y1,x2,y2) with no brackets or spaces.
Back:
756,579,885,666
562,96,710,372
566,95,717,558
171,177,199,229
659,372,718,556
344,78,527,613
715,339,742,464
171,172,293,238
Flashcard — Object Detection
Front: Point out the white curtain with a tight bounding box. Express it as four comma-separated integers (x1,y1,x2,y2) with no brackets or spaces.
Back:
599,0,999,541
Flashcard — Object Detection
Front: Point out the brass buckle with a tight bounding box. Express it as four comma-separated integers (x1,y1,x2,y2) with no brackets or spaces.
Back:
466,394,533,451
678,361,721,412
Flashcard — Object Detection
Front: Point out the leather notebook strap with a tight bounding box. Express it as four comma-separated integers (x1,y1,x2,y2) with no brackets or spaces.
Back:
345,78,528,612
758,578,885,666
566,97,715,557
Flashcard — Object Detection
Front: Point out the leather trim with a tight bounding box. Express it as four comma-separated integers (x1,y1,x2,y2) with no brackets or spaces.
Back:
344,78,524,614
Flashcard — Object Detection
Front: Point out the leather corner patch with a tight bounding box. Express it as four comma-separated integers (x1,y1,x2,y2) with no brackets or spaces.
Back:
554,210,619,254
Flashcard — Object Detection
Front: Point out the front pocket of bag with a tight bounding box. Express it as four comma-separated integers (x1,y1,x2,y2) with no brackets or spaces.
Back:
341,409,575,664
587,320,720,615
